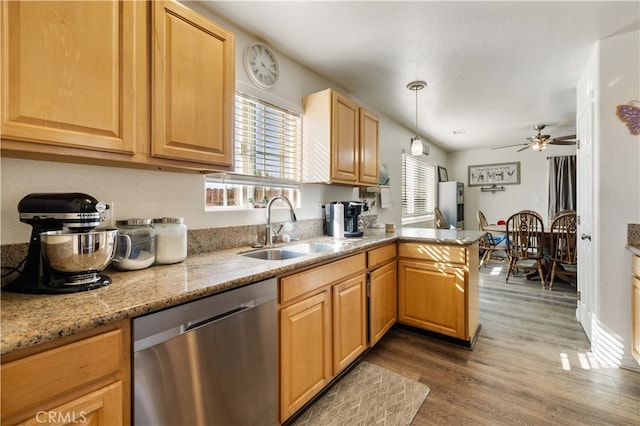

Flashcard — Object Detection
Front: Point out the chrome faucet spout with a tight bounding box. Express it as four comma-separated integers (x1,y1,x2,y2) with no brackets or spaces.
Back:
265,195,297,246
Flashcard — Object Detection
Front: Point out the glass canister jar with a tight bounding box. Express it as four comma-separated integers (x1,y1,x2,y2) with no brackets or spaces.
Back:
153,217,187,264
114,219,156,270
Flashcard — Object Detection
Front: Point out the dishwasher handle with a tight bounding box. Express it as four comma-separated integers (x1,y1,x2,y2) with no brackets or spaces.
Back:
181,302,253,333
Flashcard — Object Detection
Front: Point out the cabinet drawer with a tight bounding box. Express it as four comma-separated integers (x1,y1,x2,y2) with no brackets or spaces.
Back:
398,242,466,265
280,253,366,304
367,243,397,270
632,255,640,278
1,329,123,419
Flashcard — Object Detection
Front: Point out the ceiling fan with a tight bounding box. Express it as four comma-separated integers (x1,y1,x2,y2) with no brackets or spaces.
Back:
493,125,577,152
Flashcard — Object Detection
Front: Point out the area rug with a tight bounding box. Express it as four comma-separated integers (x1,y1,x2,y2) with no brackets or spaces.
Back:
291,361,430,426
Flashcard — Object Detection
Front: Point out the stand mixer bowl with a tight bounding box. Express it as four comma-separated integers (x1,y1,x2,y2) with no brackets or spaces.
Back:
40,229,120,283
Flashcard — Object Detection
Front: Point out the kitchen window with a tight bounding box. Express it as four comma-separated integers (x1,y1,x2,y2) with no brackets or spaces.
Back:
206,93,302,209
401,153,436,224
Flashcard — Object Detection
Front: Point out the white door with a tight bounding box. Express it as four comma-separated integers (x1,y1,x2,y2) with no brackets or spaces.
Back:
577,92,595,341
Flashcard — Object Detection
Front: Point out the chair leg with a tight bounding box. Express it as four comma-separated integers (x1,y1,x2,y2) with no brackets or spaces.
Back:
537,260,546,289
480,250,490,269
506,257,514,282
549,262,560,290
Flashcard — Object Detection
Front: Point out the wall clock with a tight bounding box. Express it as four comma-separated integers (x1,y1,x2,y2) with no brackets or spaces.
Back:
244,42,279,89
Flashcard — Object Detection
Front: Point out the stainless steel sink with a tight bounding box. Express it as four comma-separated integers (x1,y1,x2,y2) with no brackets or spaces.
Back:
286,242,337,253
239,241,338,260
241,249,307,260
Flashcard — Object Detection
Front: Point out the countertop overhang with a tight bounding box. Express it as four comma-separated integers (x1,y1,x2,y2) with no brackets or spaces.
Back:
1,228,484,355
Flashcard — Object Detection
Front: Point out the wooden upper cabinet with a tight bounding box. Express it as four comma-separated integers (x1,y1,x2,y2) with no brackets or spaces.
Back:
331,92,359,183
359,108,379,185
152,0,234,167
1,1,142,153
302,89,379,186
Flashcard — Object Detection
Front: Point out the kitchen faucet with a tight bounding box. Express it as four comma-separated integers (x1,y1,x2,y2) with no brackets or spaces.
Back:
265,195,297,246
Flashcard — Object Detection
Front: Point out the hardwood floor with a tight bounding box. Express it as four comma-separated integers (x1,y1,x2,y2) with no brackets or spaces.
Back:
364,263,640,425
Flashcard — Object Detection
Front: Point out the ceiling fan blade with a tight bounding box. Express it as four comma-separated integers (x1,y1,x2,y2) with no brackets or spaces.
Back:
549,140,577,145
492,143,528,150
551,134,577,141
517,145,531,152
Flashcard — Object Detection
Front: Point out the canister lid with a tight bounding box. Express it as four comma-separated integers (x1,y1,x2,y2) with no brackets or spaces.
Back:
116,218,153,226
152,217,184,224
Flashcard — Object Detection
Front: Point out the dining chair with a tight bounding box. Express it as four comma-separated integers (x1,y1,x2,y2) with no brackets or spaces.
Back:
505,211,546,287
520,209,544,223
551,209,576,221
548,210,578,289
434,207,447,229
477,210,507,268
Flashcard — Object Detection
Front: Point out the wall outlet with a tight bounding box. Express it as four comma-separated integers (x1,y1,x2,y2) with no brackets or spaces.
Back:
100,201,115,227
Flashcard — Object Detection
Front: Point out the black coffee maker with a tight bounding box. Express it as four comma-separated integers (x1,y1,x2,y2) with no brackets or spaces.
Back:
343,201,365,238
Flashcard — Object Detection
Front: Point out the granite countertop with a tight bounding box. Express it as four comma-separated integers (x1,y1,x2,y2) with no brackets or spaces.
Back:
1,228,484,355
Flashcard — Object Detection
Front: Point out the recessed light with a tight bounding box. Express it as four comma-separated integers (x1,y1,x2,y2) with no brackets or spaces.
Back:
453,129,466,135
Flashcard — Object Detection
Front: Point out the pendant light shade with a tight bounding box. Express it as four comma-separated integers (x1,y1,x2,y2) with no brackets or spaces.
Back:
407,80,427,156
411,137,423,155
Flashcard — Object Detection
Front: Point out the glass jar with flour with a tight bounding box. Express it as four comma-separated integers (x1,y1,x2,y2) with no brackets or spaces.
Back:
114,219,156,270
153,217,187,264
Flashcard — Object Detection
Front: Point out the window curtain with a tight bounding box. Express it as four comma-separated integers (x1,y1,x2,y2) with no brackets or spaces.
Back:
548,155,576,219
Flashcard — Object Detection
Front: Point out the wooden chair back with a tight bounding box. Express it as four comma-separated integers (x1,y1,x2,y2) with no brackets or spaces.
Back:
434,207,446,229
506,211,545,260
477,210,489,231
549,211,577,265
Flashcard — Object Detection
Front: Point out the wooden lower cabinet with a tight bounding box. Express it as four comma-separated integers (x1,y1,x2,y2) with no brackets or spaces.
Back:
398,242,479,342
369,260,398,346
279,290,332,421
279,253,367,423
398,259,466,338
333,273,368,374
18,382,123,426
0,320,130,426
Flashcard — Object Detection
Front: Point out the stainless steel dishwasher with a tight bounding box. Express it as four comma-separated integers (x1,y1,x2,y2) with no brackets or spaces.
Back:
133,278,277,425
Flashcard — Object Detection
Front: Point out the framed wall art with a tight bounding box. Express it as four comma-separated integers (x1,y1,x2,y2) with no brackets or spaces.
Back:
468,162,520,187
438,166,448,182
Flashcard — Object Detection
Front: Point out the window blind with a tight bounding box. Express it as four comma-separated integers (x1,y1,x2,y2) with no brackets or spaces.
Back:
402,153,436,219
233,93,301,185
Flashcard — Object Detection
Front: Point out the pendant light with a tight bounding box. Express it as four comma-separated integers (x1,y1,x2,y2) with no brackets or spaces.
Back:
407,80,427,156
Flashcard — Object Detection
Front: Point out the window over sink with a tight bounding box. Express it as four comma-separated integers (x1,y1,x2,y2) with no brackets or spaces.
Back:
206,92,302,209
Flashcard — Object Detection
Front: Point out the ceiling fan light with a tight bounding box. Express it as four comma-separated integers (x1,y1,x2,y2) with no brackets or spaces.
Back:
411,137,424,155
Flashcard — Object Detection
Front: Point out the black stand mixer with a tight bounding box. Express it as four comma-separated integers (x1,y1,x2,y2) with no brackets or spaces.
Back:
3,193,115,294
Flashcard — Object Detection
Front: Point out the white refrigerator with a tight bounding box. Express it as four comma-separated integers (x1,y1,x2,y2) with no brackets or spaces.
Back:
438,181,464,229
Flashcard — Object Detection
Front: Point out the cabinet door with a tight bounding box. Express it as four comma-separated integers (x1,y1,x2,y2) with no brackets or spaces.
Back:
330,92,359,184
152,0,234,167
333,273,368,374
1,1,141,153
369,261,397,346
398,260,466,339
280,291,332,422
359,108,379,185
17,381,122,426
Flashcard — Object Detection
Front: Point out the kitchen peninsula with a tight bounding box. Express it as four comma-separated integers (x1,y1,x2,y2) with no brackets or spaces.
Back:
1,228,483,425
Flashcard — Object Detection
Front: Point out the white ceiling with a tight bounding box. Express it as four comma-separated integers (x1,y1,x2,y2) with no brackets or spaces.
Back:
198,1,640,152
